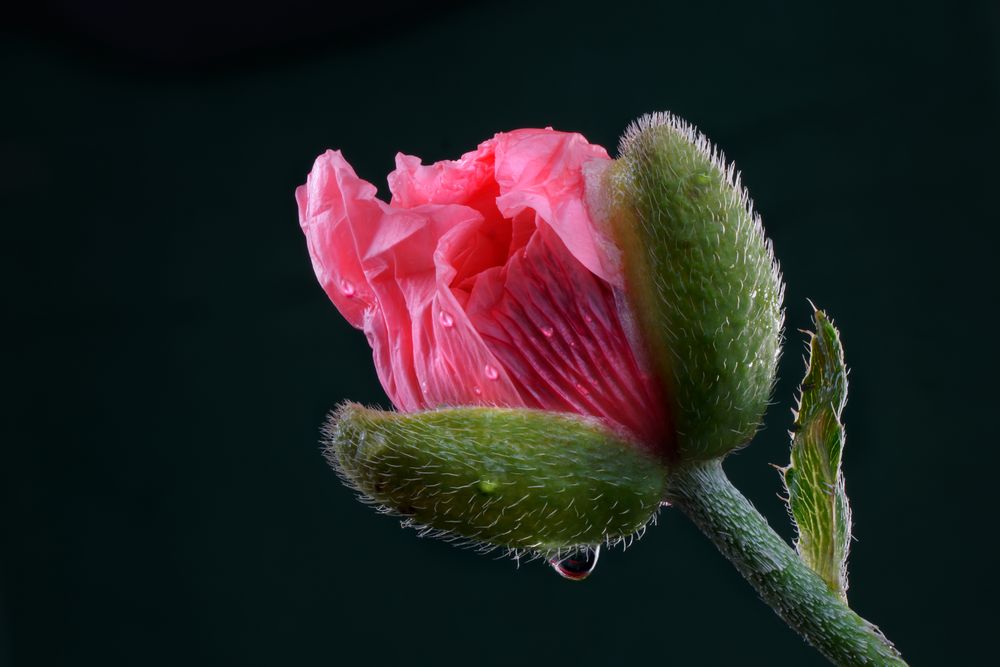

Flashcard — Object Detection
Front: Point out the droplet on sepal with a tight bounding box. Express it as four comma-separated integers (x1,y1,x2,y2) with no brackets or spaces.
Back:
477,479,499,495
550,546,600,581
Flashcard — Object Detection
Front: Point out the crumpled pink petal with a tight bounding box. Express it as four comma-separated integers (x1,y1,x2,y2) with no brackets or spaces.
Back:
297,129,667,447
297,150,522,411
388,130,623,286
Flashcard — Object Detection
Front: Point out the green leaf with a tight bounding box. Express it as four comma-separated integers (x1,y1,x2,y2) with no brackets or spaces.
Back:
782,308,852,600
327,403,668,558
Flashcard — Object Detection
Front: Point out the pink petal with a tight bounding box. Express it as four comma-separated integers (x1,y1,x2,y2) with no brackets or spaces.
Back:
387,129,622,285
464,220,667,446
388,146,496,211
297,150,523,411
492,130,623,287
296,150,376,329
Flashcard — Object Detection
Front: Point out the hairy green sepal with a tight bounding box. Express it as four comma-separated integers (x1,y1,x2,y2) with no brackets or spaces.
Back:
327,404,668,556
782,309,852,599
607,112,784,459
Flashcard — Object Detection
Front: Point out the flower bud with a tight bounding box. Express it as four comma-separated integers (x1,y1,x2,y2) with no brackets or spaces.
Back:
604,113,784,459
328,403,668,556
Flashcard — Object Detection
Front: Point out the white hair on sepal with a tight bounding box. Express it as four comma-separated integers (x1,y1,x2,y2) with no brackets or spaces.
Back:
618,111,759,234
326,423,663,566
619,110,787,375
322,403,666,571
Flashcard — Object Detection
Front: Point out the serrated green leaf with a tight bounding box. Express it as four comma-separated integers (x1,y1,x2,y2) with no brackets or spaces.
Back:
327,403,668,557
783,308,852,600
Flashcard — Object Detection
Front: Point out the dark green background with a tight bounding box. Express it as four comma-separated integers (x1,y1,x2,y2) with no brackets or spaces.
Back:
3,1,997,664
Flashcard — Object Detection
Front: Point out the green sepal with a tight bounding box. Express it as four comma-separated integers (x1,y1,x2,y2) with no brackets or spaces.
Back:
606,112,785,460
327,403,668,557
782,308,852,599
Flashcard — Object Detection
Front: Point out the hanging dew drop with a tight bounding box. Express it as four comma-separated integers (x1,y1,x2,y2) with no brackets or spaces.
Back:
550,546,600,581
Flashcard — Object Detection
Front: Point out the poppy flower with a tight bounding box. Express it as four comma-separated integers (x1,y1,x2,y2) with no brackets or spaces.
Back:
297,116,782,566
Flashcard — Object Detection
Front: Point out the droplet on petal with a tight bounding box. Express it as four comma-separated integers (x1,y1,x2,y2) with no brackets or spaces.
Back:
439,311,454,328
484,364,499,380
575,382,590,396
550,546,600,581
540,325,554,338
340,279,355,297
473,385,482,395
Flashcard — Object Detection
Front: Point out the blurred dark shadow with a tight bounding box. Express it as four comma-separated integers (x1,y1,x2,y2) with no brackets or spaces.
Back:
10,0,461,69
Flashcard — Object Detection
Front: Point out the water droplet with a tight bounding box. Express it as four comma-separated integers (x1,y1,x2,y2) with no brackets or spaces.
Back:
540,325,554,338
484,364,499,380
583,313,593,323
575,382,590,396
477,479,499,495
439,311,454,328
473,385,482,395
340,279,355,297
550,546,600,581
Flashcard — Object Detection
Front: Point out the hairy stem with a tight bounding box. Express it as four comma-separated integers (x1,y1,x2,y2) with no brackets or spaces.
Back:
663,459,906,666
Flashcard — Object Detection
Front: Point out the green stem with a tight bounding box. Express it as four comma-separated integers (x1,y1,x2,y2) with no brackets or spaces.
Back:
663,459,906,666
